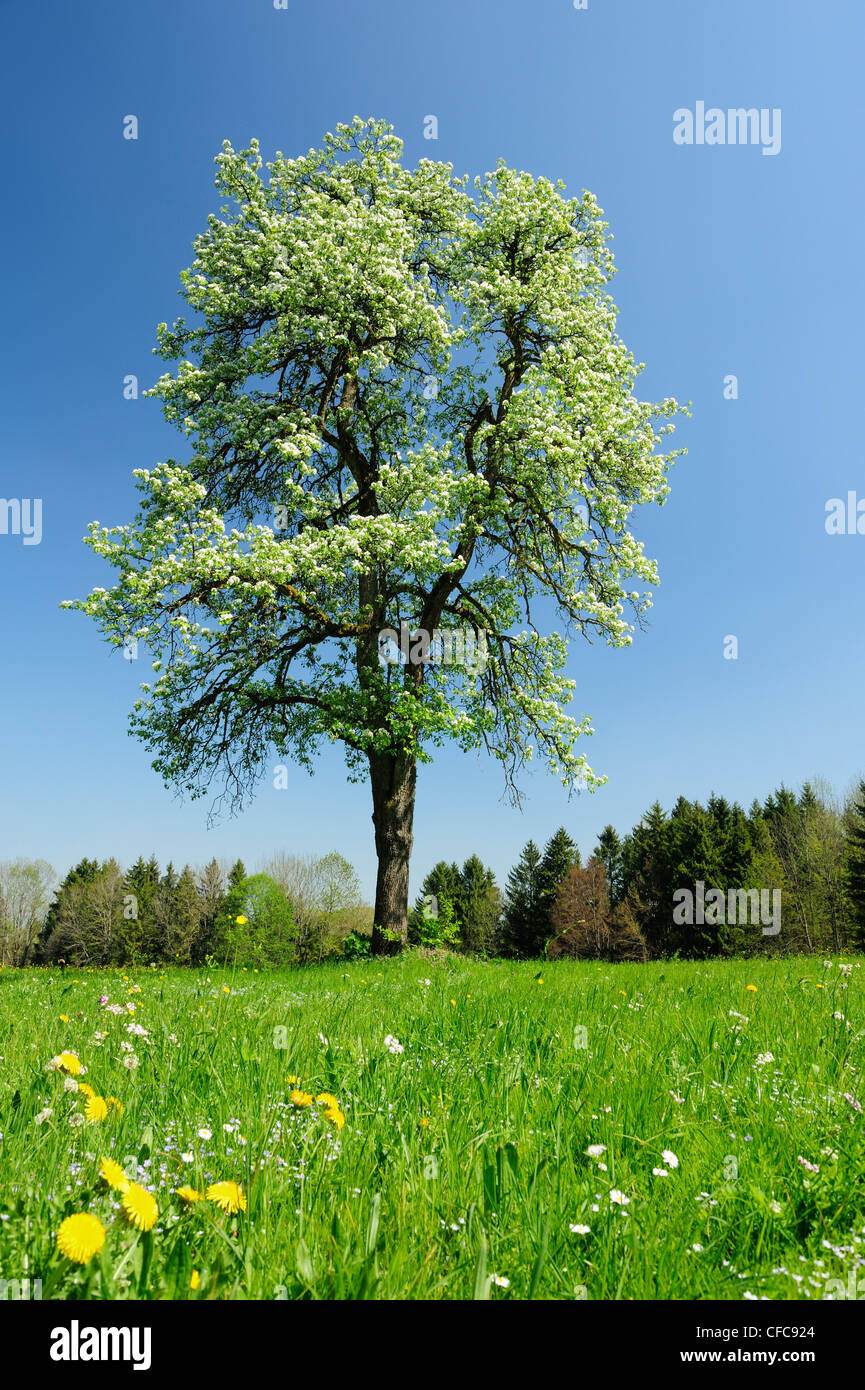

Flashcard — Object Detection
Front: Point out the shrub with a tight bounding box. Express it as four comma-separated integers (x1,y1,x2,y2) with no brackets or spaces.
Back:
213,873,297,966
342,929,372,959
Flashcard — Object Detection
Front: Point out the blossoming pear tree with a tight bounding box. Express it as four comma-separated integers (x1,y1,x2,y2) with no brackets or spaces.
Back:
66,118,685,954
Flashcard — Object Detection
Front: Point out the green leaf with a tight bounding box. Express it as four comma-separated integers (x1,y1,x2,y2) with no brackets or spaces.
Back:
365,1192,381,1259
473,1236,491,1300
295,1238,314,1286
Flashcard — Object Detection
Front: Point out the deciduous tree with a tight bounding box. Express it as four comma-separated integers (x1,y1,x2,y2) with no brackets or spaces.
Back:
67,118,684,952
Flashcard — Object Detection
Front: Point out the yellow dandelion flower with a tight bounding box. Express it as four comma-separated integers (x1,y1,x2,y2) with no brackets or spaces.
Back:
323,1105,345,1131
222,986,231,994
235,915,247,925
189,1269,200,1290
286,1074,300,1084
57,1213,106,1264
121,1183,159,1232
58,1052,82,1075
316,1092,339,1107
175,1186,203,1205
59,1013,69,1023
290,1090,314,1108
99,1156,129,1192
206,1181,247,1214
85,1095,109,1124
745,985,757,993
419,1118,430,1128
78,1082,96,1100
106,1096,125,1115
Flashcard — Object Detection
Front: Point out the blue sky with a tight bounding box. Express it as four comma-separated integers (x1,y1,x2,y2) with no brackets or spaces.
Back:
1,0,862,900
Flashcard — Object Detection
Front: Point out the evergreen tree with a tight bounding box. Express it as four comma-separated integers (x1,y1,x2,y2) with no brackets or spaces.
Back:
535,828,580,954
413,862,462,922
595,825,624,905
196,858,225,961
120,856,159,961
845,780,865,947
41,858,100,954
227,860,247,892
172,865,203,962
502,840,544,958
148,862,179,960
458,855,502,954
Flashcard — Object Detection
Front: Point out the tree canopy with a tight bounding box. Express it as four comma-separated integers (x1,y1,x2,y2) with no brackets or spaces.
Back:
66,117,685,949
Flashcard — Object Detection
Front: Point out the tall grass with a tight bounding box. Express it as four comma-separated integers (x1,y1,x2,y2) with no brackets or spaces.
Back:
0,953,863,1300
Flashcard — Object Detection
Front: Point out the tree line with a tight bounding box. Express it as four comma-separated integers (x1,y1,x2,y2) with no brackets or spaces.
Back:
3,778,865,967
405,777,865,960
0,852,371,968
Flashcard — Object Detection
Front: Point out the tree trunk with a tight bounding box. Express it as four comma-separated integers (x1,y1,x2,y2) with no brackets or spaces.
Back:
369,751,417,955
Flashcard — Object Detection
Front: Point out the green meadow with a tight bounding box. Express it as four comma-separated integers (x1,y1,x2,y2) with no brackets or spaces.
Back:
1,954,863,1301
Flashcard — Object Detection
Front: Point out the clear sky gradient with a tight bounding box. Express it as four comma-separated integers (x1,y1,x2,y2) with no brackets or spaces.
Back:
1,0,862,900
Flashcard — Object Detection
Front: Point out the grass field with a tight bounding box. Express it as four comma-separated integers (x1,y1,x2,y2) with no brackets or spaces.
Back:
1,953,863,1301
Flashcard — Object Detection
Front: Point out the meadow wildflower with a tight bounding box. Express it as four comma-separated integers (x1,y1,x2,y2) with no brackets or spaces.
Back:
609,1190,630,1206
176,1186,203,1204
661,1150,679,1169
99,1156,129,1191
290,1090,314,1108
85,1095,109,1124
570,1224,591,1235
384,1034,404,1054
323,1105,345,1131
57,1213,106,1264
190,1269,200,1290
207,1181,247,1214
122,1184,159,1231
